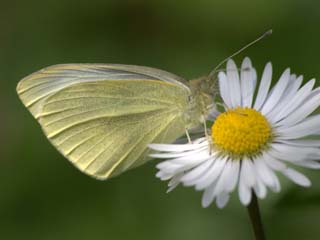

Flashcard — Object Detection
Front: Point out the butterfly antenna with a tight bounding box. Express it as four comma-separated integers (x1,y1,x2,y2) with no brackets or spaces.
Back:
208,29,273,78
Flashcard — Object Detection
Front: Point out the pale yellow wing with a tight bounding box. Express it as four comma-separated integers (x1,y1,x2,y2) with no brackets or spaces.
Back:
16,64,190,119
37,80,189,179
17,64,196,180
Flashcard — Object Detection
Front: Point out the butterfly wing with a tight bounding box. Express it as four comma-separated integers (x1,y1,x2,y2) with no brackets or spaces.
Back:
17,64,195,179
17,64,190,119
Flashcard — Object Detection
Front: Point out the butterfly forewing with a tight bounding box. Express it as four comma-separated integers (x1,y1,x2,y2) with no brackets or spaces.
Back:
17,64,191,119
17,64,195,179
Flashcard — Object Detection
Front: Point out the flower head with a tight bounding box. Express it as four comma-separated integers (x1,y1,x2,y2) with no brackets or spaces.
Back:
149,57,320,208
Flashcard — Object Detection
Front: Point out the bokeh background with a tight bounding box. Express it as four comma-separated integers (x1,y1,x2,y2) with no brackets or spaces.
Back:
1,0,320,239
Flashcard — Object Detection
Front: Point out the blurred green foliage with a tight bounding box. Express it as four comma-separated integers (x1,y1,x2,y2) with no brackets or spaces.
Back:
1,0,320,239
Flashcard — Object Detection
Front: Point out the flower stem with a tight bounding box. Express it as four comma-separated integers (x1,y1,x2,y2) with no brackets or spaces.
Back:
247,192,266,240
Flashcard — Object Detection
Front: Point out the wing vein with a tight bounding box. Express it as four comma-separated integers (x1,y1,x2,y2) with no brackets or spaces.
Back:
87,111,178,175
107,114,180,176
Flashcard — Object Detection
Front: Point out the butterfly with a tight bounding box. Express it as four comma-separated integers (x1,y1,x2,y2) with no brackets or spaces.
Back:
16,64,216,180
16,30,271,180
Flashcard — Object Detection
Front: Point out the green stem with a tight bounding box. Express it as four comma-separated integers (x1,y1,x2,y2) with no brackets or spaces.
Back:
247,192,266,240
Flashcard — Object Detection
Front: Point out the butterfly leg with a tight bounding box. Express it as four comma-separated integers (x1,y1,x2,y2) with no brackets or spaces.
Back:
202,121,212,154
185,128,192,144
203,119,209,138
201,116,215,155
216,102,228,111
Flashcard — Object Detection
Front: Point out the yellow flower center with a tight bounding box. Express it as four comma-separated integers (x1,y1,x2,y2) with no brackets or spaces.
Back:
211,107,272,157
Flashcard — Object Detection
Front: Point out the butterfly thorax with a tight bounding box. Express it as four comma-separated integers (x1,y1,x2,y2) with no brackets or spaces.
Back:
184,76,216,129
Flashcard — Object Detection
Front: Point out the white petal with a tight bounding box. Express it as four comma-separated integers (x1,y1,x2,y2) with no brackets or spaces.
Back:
153,148,209,165
267,75,303,123
216,193,230,209
240,57,256,107
276,88,320,127
241,158,256,187
186,159,216,187
225,160,240,192
269,143,319,162
227,59,241,108
201,182,216,208
261,68,291,115
261,157,281,192
195,157,227,190
149,140,208,152
268,149,301,163
282,168,311,187
277,139,320,147
271,176,281,193
293,160,320,169
274,79,315,124
254,158,279,191
156,161,181,173
276,115,320,139
238,173,252,206
261,154,284,192
156,171,174,181
253,175,267,199
150,149,203,159
168,173,182,187
252,68,257,95
181,159,213,185
254,62,272,111
150,144,208,159
214,160,240,195
292,74,303,89
167,173,184,192
263,152,286,171
218,72,232,108
170,150,214,165
156,153,216,178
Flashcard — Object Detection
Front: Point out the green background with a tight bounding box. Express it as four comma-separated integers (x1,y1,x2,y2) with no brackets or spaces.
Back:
1,0,320,239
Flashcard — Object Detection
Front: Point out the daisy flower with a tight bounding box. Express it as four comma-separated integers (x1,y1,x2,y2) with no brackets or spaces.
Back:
149,57,320,208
